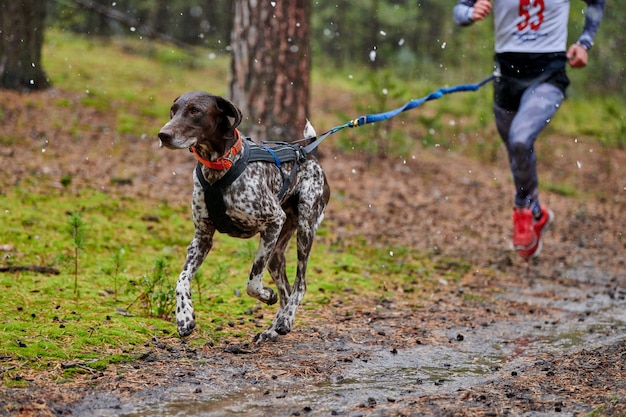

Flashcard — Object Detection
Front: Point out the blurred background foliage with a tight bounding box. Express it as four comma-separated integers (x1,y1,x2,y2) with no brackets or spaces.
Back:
47,0,625,96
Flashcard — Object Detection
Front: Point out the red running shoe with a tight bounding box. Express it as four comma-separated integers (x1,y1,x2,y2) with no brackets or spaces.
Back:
512,207,536,250
518,206,554,259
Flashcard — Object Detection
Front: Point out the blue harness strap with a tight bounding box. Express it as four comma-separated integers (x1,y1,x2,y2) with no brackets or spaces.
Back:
302,75,495,155
261,146,282,168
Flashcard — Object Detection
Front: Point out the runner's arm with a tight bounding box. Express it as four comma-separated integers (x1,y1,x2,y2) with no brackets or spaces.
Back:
453,0,477,26
577,0,605,50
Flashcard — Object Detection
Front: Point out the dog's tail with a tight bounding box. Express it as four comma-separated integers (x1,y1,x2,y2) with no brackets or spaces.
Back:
303,119,317,140
301,119,321,158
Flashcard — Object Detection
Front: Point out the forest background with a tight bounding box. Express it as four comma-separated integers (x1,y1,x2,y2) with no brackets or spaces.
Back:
46,0,625,96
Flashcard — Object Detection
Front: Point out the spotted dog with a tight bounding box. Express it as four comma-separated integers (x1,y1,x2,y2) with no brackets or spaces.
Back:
157,91,330,343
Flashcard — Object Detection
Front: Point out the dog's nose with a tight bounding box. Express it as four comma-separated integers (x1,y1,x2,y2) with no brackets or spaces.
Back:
158,131,172,143
157,131,172,148
159,130,172,148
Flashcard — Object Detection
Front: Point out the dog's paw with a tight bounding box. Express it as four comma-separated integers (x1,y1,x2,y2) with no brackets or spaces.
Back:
177,319,196,338
253,329,278,343
254,286,278,305
246,285,278,305
274,316,292,336
264,287,279,305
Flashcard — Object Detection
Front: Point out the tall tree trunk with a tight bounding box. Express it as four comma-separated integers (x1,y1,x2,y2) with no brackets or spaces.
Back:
0,0,50,90
230,0,311,142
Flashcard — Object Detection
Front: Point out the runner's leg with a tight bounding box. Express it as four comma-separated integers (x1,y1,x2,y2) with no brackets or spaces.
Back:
505,83,564,216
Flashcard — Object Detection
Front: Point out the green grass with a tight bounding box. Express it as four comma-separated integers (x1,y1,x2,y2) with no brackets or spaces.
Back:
553,97,626,148
42,30,231,137
543,181,579,198
0,187,455,378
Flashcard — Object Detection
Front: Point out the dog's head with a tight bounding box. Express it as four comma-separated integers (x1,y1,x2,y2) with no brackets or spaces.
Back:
158,91,242,155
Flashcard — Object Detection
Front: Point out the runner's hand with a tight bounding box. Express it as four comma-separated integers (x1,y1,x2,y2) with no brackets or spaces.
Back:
567,44,588,68
472,0,492,21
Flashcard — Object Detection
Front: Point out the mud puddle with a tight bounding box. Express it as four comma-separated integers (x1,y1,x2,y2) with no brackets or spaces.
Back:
72,271,626,417
118,328,623,417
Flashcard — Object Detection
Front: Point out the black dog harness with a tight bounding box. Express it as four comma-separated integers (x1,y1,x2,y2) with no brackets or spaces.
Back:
195,138,308,235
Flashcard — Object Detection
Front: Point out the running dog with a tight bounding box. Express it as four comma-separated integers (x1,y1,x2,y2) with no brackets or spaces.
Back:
157,91,330,342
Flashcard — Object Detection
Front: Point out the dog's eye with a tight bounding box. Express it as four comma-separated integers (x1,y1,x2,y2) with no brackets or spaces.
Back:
188,107,201,116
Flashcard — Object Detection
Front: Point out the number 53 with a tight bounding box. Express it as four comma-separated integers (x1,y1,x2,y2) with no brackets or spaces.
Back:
517,0,545,31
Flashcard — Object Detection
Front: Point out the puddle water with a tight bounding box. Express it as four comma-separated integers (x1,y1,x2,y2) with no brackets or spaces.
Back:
76,275,626,417
114,314,624,416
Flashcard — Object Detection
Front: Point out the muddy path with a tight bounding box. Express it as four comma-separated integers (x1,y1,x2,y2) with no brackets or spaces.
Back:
56,259,625,417
1,89,625,416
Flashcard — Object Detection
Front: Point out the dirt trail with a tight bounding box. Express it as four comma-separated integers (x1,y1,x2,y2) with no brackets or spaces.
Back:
64,272,626,417
1,88,625,416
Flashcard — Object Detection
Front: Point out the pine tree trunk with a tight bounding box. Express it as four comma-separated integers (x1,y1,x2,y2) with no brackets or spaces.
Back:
230,0,311,142
0,0,50,90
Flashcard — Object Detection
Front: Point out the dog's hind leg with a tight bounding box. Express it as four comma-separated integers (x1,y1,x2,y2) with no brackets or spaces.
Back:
255,214,318,343
266,212,297,309
176,228,214,337
255,191,327,343
245,211,285,306
252,216,295,344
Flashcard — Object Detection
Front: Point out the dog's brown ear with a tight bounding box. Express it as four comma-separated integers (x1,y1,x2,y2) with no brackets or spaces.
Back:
215,96,242,130
169,95,181,117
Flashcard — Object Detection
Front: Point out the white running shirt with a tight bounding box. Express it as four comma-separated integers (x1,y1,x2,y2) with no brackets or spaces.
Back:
493,0,570,53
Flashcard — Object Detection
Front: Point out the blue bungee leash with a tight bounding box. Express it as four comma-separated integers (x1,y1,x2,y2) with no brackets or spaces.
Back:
301,74,495,155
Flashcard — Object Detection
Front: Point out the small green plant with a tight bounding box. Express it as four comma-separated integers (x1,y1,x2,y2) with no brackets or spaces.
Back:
210,262,229,286
127,257,175,320
60,174,72,188
67,212,85,297
109,248,126,302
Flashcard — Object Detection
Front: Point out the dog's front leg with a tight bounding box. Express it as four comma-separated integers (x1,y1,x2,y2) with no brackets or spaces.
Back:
176,229,214,337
